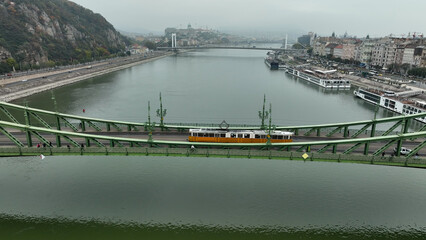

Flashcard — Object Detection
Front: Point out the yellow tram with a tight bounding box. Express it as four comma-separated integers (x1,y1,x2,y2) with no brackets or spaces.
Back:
188,129,293,143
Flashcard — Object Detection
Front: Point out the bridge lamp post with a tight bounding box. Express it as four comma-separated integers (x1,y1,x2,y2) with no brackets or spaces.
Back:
156,92,167,131
258,94,269,130
146,101,155,143
266,103,273,146
51,91,62,147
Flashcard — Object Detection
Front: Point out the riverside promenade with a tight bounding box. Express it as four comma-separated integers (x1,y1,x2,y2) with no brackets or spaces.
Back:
0,51,174,102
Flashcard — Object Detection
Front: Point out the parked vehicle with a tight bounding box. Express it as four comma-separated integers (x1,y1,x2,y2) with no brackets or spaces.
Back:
394,147,411,155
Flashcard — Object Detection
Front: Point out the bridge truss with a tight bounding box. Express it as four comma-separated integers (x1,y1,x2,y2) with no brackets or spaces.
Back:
0,101,426,161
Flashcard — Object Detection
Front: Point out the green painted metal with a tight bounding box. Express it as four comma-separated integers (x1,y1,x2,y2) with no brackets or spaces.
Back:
372,140,396,156
406,140,426,158
2,101,426,138
326,126,343,137
304,127,317,136
351,123,372,138
56,116,61,147
62,135,80,148
87,121,102,131
90,138,105,147
30,112,52,129
0,126,25,147
317,144,333,153
381,120,403,136
109,123,122,131
343,143,363,154
0,106,20,124
24,109,32,147
31,131,51,146
60,117,79,132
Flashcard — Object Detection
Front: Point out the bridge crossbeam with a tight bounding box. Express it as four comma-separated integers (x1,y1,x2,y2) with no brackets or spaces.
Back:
30,112,52,129
372,140,396,156
406,140,426,158
381,120,403,136
343,143,363,154
351,124,372,138
0,126,25,147
61,117,79,132
0,106,20,124
62,135,80,148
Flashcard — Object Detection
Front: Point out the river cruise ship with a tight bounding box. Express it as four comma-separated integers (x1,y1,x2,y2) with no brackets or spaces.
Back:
281,65,351,89
354,88,426,123
188,129,293,143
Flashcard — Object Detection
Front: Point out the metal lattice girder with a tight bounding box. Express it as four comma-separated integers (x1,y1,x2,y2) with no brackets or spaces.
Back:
0,106,20,124
114,140,125,148
351,124,372,138
406,140,426,158
0,126,25,147
62,135,81,147
372,140,397,156
87,121,102,131
343,143,363,154
110,123,122,131
418,124,426,132
31,131,51,146
30,112,51,129
296,145,307,152
381,120,403,136
326,126,342,137
90,138,105,147
317,144,333,153
60,117,79,132
304,128,317,136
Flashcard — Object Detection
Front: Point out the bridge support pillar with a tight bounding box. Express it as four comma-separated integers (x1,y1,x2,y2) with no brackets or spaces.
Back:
316,128,320,137
85,138,91,147
81,121,86,131
56,116,61,147
343,126,349,138
332,145,337,154
24,109,32,147
364,123,376,155
396,139,403,157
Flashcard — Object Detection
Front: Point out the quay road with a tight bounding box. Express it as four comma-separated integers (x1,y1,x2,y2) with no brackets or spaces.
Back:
1,130,423,157
0,51,173,102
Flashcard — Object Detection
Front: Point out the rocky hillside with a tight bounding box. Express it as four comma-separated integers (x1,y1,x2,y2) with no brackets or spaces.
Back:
0,0,128,73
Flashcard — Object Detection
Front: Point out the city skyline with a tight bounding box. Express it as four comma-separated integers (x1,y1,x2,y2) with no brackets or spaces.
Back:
71,0,425,38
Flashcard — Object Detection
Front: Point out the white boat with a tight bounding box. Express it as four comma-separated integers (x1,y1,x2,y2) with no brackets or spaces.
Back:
354,88,426,123
281,64,351,89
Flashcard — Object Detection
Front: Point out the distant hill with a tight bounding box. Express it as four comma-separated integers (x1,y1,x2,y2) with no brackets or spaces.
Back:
0,0,129,73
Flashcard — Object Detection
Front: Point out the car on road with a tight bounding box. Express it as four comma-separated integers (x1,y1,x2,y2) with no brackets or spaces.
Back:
394,147,411,155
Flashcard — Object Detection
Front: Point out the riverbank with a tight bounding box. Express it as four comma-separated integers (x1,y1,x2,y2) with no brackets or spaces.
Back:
0,51,175,102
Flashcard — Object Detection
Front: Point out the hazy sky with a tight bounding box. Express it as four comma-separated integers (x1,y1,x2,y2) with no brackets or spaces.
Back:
71,0,425,38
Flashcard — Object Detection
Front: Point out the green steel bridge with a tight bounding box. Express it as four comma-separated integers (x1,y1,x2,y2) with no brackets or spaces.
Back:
1,101,426,167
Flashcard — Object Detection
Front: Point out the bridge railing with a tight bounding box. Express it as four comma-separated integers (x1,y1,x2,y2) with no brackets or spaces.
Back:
2,147,424,168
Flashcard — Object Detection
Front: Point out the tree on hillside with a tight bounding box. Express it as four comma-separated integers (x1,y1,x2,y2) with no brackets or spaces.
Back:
142,40,156,50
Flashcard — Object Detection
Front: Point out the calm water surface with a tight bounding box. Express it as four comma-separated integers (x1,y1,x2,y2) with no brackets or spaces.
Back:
14,48,397,126
4,48,426,239
0,156,425,239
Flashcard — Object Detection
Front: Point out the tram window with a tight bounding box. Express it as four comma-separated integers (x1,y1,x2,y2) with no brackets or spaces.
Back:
272,135,277,139
238,134,243,138
208,133,214,137
255,134,260,139
261,135,266,139
231,133,236,138
244,134,250,138
277,135,283,139
221,134,226,137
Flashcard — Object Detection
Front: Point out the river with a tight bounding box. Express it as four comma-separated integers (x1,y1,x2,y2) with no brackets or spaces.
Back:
2,47,425,239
